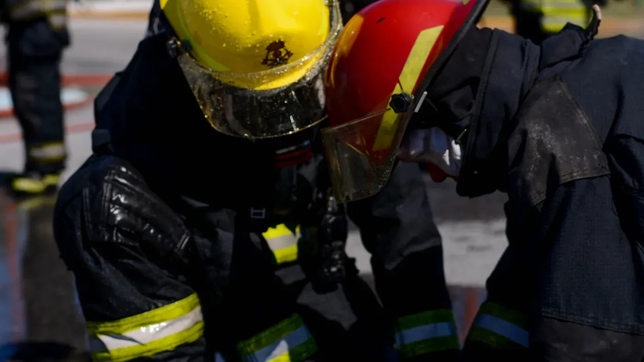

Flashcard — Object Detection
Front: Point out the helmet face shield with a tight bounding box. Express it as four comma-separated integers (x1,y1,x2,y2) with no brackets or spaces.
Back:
174,1,343,140
321,105,414,203
321,0,489,203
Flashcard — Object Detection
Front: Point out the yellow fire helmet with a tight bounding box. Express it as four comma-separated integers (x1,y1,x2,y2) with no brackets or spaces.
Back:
160,0,343,140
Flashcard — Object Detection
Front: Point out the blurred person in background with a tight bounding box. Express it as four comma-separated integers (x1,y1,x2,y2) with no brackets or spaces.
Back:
54,0,457,361
0,0,70,195
322,0,644,360
501,0,600,43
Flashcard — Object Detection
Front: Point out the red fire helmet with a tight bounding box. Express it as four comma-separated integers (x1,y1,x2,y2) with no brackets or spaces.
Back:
321,0,489,202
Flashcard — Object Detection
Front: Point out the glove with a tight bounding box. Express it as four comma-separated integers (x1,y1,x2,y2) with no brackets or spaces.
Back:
397,127,463,182
298,192,348,294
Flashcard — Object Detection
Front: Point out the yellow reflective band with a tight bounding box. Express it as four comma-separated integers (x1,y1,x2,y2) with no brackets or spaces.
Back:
11,172,59,194
542,10,588,31
395,310,459,358
16,195,57,211
43,173,60,187
263,224,298,239
10,0,67,21
87,293,204,362
238,314,317,362
27,142,66,163
272,245,298,265
263,224,300,265
11,177,48,194
465,302,529,350
373,26,444,152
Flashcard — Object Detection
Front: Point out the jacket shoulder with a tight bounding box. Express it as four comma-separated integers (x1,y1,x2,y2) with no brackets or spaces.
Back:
507,75,611,206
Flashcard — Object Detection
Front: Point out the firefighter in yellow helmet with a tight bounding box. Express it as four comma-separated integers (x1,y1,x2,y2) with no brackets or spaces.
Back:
54,0,454,361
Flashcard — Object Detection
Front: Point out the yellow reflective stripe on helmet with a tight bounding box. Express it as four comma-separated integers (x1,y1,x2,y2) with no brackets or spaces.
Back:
87,293,204,362
263,224,300,265
237,314,317,362
373,26,444,152
465,302,529,349
394,309,459,358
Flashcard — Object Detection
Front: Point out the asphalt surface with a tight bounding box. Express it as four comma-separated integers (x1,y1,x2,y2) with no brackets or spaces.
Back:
0,15,641,361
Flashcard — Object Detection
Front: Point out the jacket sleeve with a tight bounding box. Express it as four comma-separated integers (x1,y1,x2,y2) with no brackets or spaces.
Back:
347,162,458,359
53,155,209,361
605,135,644,243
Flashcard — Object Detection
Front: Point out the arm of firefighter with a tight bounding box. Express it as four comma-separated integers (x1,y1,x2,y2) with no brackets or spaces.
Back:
605,135,644,242
347,162,459,359
54,156,207,361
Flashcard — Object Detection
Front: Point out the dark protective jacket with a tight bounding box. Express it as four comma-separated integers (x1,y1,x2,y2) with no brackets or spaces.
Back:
452,22,644,354
53,30,452,361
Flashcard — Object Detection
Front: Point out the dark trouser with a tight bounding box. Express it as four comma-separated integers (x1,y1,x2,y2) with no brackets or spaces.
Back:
275,259,399,362
460,241,644,362
461,315,644,362
513,11,551,45
530,317,644,362
8,52,66,175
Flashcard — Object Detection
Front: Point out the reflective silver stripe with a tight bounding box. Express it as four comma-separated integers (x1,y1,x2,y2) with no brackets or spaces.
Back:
242,325,312,362
11,0,67,20
28,144,65,159
266,232,298,252
542,15,587,23
89,306,203,352
395,322,457,347
473,314,529,347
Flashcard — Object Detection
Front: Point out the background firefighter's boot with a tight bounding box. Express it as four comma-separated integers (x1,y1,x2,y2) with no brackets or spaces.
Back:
10,171,61,196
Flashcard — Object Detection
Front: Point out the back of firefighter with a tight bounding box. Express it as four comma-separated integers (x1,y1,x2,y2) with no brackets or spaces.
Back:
0,0,69,194
53,0,457,361
320,0,644,359
504,0,594,44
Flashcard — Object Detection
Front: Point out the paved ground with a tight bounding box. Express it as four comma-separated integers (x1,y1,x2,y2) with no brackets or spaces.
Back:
0,13,641,361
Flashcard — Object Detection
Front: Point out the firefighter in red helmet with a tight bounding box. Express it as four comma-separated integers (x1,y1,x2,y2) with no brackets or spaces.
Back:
323,0,644,360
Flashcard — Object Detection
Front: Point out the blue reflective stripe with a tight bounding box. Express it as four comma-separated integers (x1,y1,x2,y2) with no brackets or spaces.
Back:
473,314,529,347
244,325,312,362
395,322,457,346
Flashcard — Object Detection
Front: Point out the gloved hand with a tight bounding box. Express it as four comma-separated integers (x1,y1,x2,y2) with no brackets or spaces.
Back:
397,127,463,182
298,192,348,294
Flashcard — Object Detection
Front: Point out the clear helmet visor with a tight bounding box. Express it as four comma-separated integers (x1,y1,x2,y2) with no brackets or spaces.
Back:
174,1,343,140
321,102,415,203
